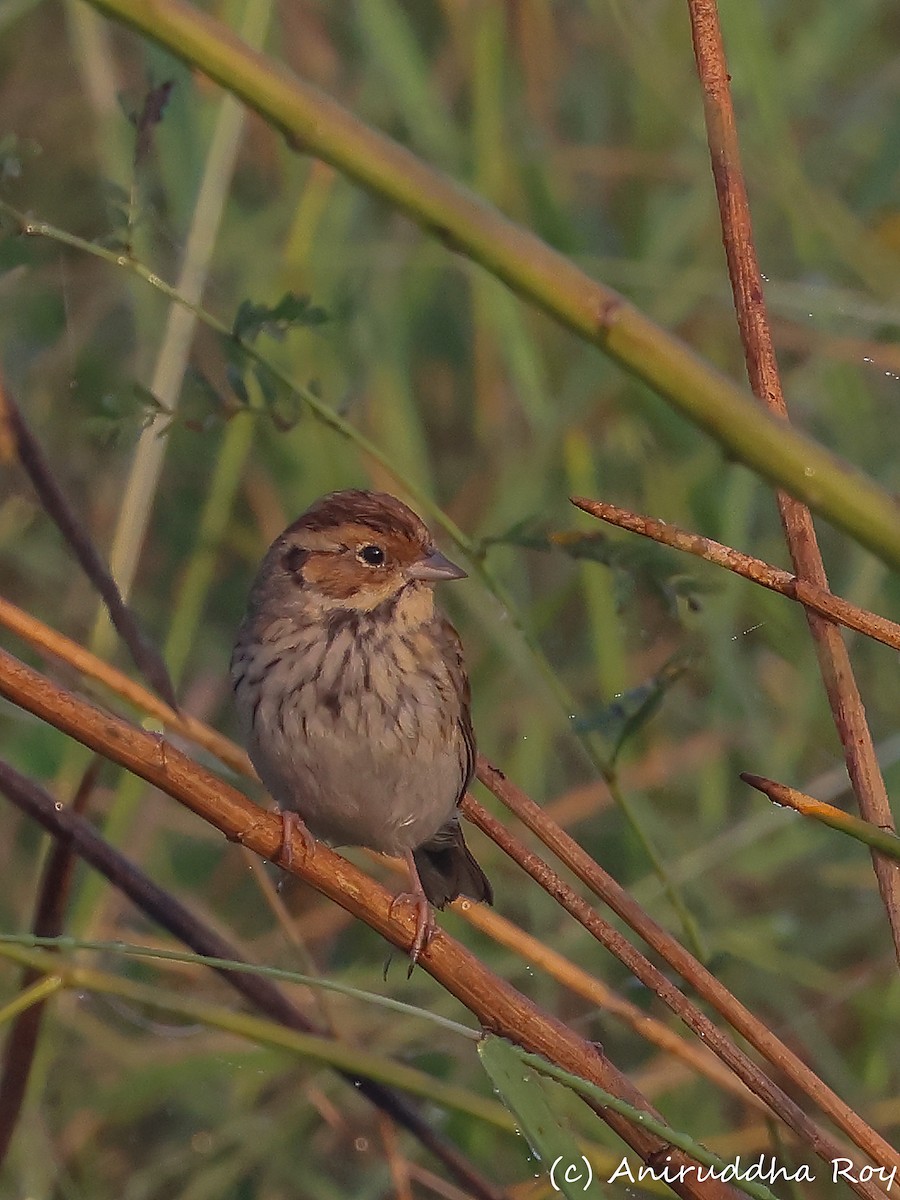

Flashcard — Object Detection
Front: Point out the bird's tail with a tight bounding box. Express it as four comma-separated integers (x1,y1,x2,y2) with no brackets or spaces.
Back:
413,821,493,909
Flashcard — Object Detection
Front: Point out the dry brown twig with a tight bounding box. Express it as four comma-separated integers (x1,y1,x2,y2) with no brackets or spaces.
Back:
0,596,791,1116
0,373,178,712
1,596,895,1197
0,758,507,1200
685,0,900,963
469,767,899,1192
0,758,102,1164
0,647,745,1200
569,499,900,655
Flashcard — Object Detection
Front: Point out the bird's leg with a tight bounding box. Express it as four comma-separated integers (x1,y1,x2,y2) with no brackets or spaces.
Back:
389,850,437,972
275,809,316,869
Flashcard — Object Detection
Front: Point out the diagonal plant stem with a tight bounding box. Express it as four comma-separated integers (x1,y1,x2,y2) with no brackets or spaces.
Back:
95,0,274,641
0,373,177,709
0,936,479,1041
686,0,900,966
0,977,65,1028
0,650,756,1200
77,0,900,573
472,758,899,1190
0,759,508,1200
742,774,900,862
2,592,895,1194
569,498,900,654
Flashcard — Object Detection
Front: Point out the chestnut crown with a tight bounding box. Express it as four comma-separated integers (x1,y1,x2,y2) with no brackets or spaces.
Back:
255,489,465,611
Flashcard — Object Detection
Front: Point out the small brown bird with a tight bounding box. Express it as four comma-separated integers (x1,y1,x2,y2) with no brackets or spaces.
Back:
231,489,492,964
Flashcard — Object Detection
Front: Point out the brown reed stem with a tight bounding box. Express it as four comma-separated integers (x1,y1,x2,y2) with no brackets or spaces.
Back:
742,775,900,862
568,499,900,654
0,647,742,1200
686,0,900,964
473,757,899,1192
0,371,177,712
1,595,892,1194
0,759,507,1200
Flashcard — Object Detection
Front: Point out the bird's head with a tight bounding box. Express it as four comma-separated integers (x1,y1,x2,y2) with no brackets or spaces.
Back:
252,490,466,616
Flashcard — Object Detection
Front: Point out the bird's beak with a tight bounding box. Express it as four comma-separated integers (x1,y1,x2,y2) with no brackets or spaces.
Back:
406,548,467,582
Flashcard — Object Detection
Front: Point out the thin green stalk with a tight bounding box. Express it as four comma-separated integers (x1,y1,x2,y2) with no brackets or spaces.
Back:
510,1043,780,1200
0,975,64,1026
0,933,478,1040
94,0,275,644
0,942,513,1131
163,414,256,684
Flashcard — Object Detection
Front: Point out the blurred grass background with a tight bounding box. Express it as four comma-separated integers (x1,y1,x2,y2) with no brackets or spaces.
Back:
1,0,899,1196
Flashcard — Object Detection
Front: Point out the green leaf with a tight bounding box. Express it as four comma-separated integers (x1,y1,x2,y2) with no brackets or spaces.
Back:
82,384,171,446
232,291,329,343
575,653,688,762
508,1046,780,1200
130,79,175,166
225,361,250,406
478,1036,605,1200
252,361,278,409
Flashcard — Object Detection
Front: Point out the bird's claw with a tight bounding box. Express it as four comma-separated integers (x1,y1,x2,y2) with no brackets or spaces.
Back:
275,810,316,869
389,891,437,975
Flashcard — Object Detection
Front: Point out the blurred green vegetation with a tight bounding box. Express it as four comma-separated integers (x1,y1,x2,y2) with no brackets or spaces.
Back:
1,1,899,1197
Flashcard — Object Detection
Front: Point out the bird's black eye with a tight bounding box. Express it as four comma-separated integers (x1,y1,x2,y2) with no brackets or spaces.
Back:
358,544,386,567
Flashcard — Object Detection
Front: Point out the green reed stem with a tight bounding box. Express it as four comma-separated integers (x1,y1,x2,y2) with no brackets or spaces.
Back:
77,0,900,574
0,942,512,1130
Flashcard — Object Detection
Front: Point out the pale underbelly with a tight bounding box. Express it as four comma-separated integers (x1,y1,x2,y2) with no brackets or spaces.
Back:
248,691,464,855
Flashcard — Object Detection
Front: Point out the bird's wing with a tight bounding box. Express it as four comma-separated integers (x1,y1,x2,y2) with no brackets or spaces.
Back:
435,613,476,803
